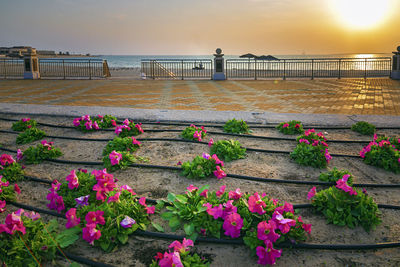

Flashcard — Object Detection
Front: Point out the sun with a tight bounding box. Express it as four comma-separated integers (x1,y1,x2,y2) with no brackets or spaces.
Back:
329,0,391,29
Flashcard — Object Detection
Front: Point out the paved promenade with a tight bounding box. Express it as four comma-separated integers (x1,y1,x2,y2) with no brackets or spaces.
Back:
0,78,399,115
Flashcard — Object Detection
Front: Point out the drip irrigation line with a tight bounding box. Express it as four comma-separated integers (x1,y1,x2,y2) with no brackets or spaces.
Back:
24,175,52,184
61,252,115,267
9,201,400,251
1,146,399,189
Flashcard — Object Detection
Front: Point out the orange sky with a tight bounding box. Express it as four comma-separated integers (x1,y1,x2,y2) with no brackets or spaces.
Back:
0,0,399,55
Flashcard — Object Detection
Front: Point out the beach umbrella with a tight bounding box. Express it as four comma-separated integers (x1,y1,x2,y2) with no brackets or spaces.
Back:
239,53,257,76
255,55,280,61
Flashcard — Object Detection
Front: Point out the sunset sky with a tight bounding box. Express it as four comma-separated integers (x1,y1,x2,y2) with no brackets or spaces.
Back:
1,0,399,55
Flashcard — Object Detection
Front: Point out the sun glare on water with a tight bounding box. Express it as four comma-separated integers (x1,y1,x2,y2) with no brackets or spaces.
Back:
329,0,391,29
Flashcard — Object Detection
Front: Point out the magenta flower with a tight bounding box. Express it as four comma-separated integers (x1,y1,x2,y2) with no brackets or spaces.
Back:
16,149,23,162
193,131,202,141
208,138,214,148
146,206,155,214
107,192,121,203
205,203,223,219
82,223,101,245
120,185,136,195
135,123,144,133
200,189,208,198
159,251,183,267
248,192,267,215
14,184,20,194
120,216,136,228
169,238,194,252
66,208,81,229
47,192,65,213
216,185,226,197
312,140,319,146
186,184,198,193
0,209,26,235
85,121,92,130
282,123,289,128
295,123,300,128
304,129,315,136
324,148,332,163
177,161,182,166
0,154,16,166
123,119,130,125
202,153,211,160
22,118,31,122
75,195,90,207
272,211,296,234
257,220,280,243
111,120,117,127
223,213,243,238
222,200,237,219
109,150,122,166
85,210,105,225
302,223,312,234
213,166,226,179
41,140,54,150
82,115,91,122
24,211,41,221
132,137,141,146
229,188,243,200
0,200,6,213
336,175,357,196
93,121,100,130
50,179,61,193
65,170,79,190
256,241,282,265
307,186,317,200
139,197,146,206
298,138,310,145
73,118,81,127
211,154,224,167
274,202,294,215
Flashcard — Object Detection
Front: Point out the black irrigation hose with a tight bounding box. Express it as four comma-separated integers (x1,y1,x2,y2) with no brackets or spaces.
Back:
9,201,400,251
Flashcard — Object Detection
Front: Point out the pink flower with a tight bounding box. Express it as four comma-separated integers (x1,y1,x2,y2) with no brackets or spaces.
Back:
202,153,211,160
139,197,146,206
85,121,92,130
211,154,224,167
213,166,226,179
336,175,357,196
307,187,317,200
41,140,54,150
222,200,237,219
65,170,79,190
73,118,81,127
282,123,289,128
248,192,267,215
193,131,202,141
109,150,122,166
120,216,136,228
14,184,21,194
257,220,280,243
229,188,243,200
200,189,208,198
205,203,223,219
123,119,130,125
107,192,121,203
298,138,310,145
82,115,91,122
295,124,300,128
16,149,23,162
65,208,81,229
135,123,144,133
120,185,136,195
186,184,198,193
93,121,100,130
93,173,117,202
0,209,26,235
223,213,243,238
46,192,65,213
256,241,282,265
169,238,194,253
111,120,117,127
216,185,226,197
159,251,183,267
146,206,155,214
177,161,182,166
0,200,6,213
302,223,312,234
132,137,141,146
324,149,332,163
0,154,16,166
208,138,214,148
24,211,41,221
82,223,101,245
85,211,105,225
22,118,31,122
275,202,294,214
272,211,296,234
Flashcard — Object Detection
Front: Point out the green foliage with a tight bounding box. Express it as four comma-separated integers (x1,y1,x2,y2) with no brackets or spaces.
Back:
276,120,304,135
209,140,246,162
223,119,251,134
103,151,148,172
181,125,207,141
312,186,381,231
16,128,46,145
296,130,327,144
102,137,140,156
290,143,328,168
0,177,17,202
351,121,376,135
0,217,77,267
362,138,400,173
181,156,223,179
23,144,63,164
75,115,117,132
0,162,24,183
12,119,37,132
319,167,353,185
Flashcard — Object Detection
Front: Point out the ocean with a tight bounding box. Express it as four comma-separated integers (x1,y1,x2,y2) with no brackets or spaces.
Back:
98,54,392,68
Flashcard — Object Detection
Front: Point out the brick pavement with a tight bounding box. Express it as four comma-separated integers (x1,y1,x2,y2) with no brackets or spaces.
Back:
0,78,399,115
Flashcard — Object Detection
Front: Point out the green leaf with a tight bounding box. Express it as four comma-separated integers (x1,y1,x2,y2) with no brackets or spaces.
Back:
151,222,165,232
175,195,188,204
169,217,181,231
55,227,80,248
161,212,174,220
117,234,129,244
100,241,110,251
70,263,81,267
167,193,176,202
184,223,194,236
198,185,209,194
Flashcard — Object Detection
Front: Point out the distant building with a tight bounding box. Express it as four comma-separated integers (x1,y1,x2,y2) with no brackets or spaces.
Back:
37,50,56,56
0,46,32,57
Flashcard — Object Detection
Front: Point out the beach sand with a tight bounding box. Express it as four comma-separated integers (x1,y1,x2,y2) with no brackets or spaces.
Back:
109,67,141,79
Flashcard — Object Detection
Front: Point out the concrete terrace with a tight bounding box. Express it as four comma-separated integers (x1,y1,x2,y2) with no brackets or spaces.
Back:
0,78,399,115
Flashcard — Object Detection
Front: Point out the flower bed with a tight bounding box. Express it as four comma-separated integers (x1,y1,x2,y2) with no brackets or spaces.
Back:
360,134,400,173
11,118,37,132
158,185,311,265
319,167,353,185
73,114,117,132
16,127,46,144
209,139,246,162
276,120,304,135
181,154,226,179
181,124,207,142
22,140,63,164
223,119,251,134
115,119,144,138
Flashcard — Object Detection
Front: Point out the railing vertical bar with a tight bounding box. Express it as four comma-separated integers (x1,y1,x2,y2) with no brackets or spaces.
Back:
338,59,341,79
364,58,367,79
283,60,286,80
89,59,92,80
311,59,314,80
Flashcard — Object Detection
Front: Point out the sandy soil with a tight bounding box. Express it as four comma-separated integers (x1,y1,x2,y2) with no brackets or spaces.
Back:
1,114,400,267
109,68,141,79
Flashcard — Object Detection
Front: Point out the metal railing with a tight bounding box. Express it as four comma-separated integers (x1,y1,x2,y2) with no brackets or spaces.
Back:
226,57,392,79
141,59,213,79
0,58,110,79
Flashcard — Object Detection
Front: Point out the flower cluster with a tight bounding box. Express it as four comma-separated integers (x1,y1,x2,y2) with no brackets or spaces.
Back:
360,134,400,173
209,139,246,162
150,238,209,267
276,120,304,135
22,140,63,164
181,124,207,141
48,169,152,251
319,167,353,185
223,118,251,134
336,174,357,195
12,118,37,132
351,121,376,136
16,127,47,144
115,119,144,138
291,129,331,168
0,153,24,183
0,175,21,213
181,154,226,179
160,185,310,265
0,209,26,235
73,114,117,132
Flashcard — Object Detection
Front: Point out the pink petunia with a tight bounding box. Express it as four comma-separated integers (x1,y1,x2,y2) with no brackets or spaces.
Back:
139,197,146,206
132,137,141,146
65,170,79,190
146,206,155,214
186,184,198,193
257,220,280,243
222,213,243,238
205,203,223,219
213,166,226,179
159,251,183,267
282,123,289,128
16,149,23,162
302,223,312,234
109,150,122,166
120,185,136,195
248,192,267,215
82,223,101,245
216,185,226,197
208,138,214,148
85,211,105,225
135,123,144,134
107,192,121,203
111,120,117,127
14,184,21,194
256,241,282,265
272,211,296,234
200,189,208,198
307,187,317,200
0,209,26,235
93,121,100,130
193,131,202,142
0,200,6,213
228,188,243,200
211,154,224,167
65,208,81,229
